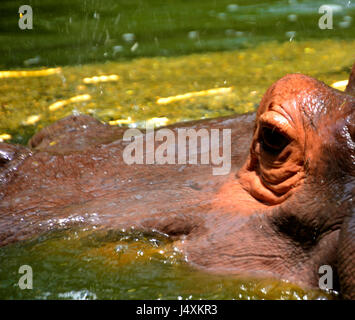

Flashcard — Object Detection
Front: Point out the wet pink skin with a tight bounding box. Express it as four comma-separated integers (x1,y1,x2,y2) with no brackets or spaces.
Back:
0,63,354,298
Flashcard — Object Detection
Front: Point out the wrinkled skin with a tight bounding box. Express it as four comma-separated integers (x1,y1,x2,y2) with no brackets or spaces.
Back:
0,63,354,299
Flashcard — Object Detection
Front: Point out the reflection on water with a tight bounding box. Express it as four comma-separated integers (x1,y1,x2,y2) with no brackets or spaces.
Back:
0,0,354,300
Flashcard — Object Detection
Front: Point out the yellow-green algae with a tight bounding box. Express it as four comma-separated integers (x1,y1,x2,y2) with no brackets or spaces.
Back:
1,39,354,144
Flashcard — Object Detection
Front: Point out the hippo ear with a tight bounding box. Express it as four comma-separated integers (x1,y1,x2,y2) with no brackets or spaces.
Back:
28,115,124,153
345,62,355,96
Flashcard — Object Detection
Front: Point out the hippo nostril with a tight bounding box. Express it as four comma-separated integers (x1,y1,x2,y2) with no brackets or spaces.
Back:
0,149,14,167
0,143,31,186
349,115,355,143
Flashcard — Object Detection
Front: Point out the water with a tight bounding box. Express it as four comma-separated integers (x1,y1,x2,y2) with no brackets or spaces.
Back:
1,40,354,145
0,0,354,68
0,0,354,299
0,228,333,300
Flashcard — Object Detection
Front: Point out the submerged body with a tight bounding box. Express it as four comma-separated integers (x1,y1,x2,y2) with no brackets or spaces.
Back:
0,63,354,298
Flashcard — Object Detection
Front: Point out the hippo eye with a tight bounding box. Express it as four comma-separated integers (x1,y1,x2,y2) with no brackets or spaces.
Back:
260,126,290,154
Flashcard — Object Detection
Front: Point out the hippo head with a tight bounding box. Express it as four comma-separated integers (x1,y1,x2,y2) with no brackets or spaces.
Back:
238,68,354,296
187,64,354,298
239,73,354,206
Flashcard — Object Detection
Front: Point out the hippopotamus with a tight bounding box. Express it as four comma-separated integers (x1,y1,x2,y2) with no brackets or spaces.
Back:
0,62,354,299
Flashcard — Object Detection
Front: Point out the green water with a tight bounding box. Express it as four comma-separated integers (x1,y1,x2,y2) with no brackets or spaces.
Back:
0,0,354,300
0,229,333,300
0,0,354,68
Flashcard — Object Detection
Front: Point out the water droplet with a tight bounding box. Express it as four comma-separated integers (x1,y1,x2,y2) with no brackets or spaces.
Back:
339,20,351,28
122,33,135,42
130,42,139,52
226,4,239,12
285,31,296,41
188,31,199,39
217,12,227,20
115,244,128,253
287,14,297,22
113,45,123,55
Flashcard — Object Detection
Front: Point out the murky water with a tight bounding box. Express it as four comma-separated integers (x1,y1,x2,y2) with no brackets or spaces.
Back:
0,0,354,299
0,228,334,300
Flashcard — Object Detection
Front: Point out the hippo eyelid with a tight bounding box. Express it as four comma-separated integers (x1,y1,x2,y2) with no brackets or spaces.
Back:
259,111,296,142
269,104,295,126
259,120,293,143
